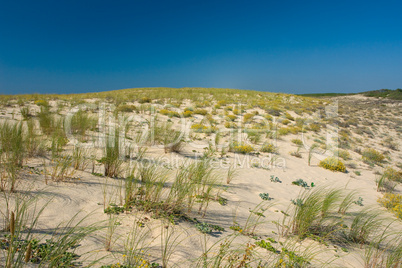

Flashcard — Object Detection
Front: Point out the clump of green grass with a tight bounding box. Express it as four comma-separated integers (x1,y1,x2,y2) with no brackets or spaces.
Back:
0,193,101,267
376,173,397,192
282,187,384,246
69,109,97,137
50,155,75,182
100,133,124,178
20,106,32,120
154,123,184,153
291,138,303,146
0,121,25,191
37,106,56,135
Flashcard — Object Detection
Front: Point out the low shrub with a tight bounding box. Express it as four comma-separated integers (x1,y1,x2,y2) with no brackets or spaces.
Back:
383,166,402,182
309,123,321,132
226,114,237,121
224,122,237,129
319,157,346,172
261,143,278,154
336,149,351,160
159,109,180,118
243,113,254,123
34,99,49,107
191,124,209,133
116,104,137,113
183,110,193,117
230,142,254,154
278,127,290,136
284,112,295,121
291,139,303,146
362,148,385,164
194,109,208,115
378,193,402,219
138,97,151,103
232,109,240,115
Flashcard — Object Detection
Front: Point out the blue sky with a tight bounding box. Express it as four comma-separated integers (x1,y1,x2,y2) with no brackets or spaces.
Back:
1,0,401,94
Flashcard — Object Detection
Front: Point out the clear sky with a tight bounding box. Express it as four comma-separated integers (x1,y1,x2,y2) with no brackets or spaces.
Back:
1,0,401,95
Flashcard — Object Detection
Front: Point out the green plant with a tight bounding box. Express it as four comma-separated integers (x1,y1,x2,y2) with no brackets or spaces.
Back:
347,209,384,245
378,193,402,219
195,220,225,234
50,155,75,182
194,108,208,115
383,166,402,182
72,146,91,171
37,106,56,135
226,114,237,121
353,197,364,206
159,108,180,118
259,193,272,201
282,187,361,243
291,198,304,207
292,179,309,188
261,143,278,154
26,118,46,157
191,123,208,132
104,215,119,251
362,230,402,268
160,222,187,268
362,148,385,165
290,148,302,158
230,141,254,154
336,149,351,160
256,239,278,253
138,96,151,103
319,157,346,172
104,204,125,214
308,143,319,166
100,132,124,178
155,123,184,153
377,173,397,192
69,109,97,138
291,139,303,146
116,104,137,113
0,121,25,167
243,113,254,123
0,193,100,267
226,165,238,184
20,106,31,120
270,175,281,183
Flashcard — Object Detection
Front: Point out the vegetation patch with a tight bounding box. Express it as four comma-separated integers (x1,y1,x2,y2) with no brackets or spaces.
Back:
378,193,402,219
362,148,385,165
230,142,254,154
319,157,346,172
